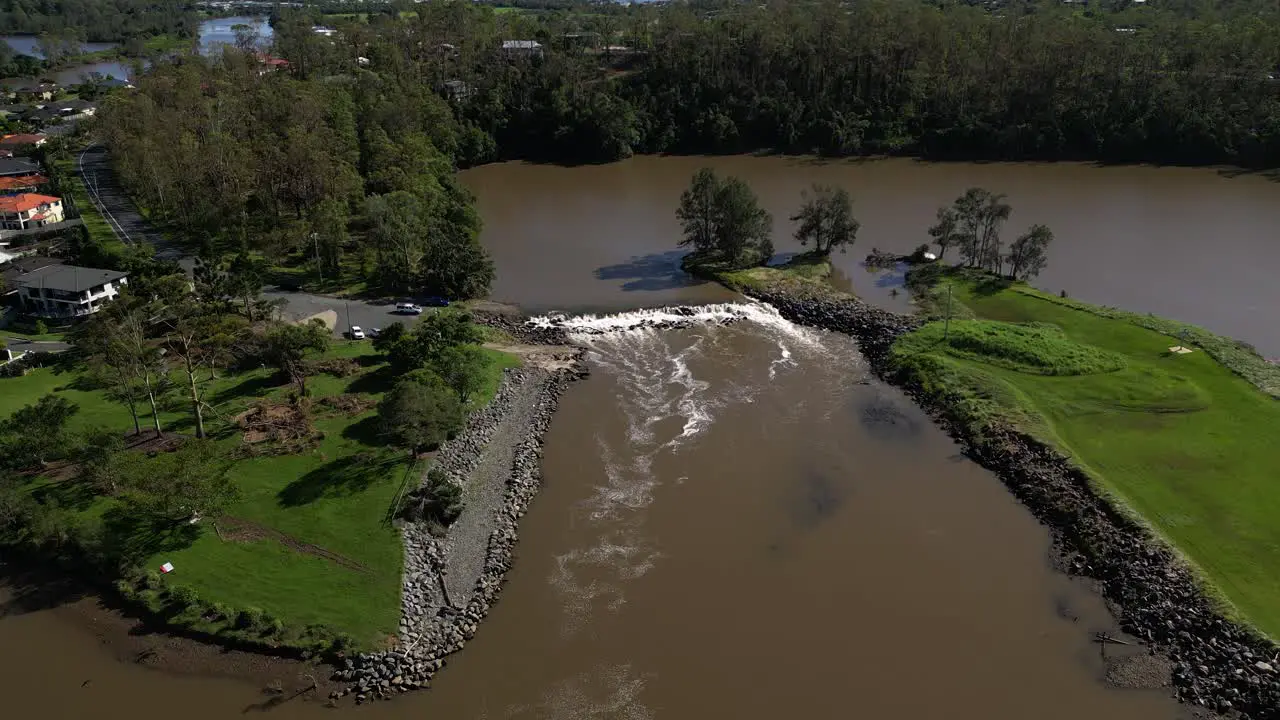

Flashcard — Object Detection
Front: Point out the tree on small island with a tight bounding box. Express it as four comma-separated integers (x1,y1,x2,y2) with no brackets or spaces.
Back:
791,184,859,256
677,168,773,269
929,188,1054,280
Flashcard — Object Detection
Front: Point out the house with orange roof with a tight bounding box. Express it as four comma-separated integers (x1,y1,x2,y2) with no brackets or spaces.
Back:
0,193,64,231
0,134,47,154
0,174,49,195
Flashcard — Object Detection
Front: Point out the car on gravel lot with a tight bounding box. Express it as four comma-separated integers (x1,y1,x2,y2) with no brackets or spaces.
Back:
395,302,422,315
350,326,365,340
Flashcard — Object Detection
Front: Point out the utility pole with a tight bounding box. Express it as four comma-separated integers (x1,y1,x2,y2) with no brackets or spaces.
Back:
345,300,352,336
943,283,953,343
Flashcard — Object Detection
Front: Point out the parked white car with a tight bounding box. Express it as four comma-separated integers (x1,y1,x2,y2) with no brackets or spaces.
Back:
395,302,423,315
350,326,366,340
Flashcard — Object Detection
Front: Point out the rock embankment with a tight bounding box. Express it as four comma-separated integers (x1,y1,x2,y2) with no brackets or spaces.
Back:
743,283,1280,720
331,357,583,704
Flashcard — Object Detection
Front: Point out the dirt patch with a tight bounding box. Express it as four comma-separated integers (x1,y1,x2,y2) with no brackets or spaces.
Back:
310,357,360,378
319,393,375,416
213,516,370,574
484,342,584,372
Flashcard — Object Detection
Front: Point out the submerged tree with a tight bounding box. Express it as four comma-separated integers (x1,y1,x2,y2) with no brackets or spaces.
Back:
927,206,960,260
1007,224,1054,280
676,169,772,268
676,168,721,255
790,184,859,255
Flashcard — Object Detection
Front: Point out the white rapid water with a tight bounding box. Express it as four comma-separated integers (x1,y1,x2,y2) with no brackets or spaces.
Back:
535,304,867,634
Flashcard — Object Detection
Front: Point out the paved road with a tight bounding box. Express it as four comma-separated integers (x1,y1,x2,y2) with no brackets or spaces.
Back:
2,337,73,354
76,145,186,262
265,291,426,339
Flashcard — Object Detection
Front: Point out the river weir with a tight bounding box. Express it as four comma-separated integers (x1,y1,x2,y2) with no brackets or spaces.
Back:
0,301,1193,719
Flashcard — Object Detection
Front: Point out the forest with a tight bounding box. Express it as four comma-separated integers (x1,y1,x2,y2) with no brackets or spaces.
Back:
0,0,196,43
233,0,1280,168
91,0,1280,289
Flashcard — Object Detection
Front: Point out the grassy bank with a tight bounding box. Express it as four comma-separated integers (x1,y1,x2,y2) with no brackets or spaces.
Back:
52,156,126,255
683,251,833,295
892,268,1280,638
1,339,518,652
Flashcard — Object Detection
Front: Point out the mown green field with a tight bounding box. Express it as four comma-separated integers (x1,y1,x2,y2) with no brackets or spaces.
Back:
892,274,1280,639
1,340,517,648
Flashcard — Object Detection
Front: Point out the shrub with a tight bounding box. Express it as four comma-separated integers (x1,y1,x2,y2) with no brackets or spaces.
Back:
399,467,464,532
235,607,266,630
167,584,201,610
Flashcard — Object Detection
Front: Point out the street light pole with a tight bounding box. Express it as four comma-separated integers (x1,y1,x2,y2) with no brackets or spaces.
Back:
943,283,953,343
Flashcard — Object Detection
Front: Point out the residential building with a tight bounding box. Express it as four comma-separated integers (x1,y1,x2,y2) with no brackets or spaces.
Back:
0,105,31,121
0,174,49,195
0,134,48,154
0,157,42,178
16,83,57,102
1,255,63,296
0,194,64,230
502,40,543,57
16,264,128,318
442,80,474,101
254,53,291,75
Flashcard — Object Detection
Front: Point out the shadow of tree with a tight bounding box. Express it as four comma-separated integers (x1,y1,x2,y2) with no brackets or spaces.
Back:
276,452,401,508
345,366,399,396
208,374,282,407
971,275,1012,296
594,251,708,292
0,564,92,618
30,479,99,512
340,415,383,447
100,503,203,567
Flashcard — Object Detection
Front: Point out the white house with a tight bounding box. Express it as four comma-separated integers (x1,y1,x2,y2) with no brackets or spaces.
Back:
502,40,543,57
0,193,64,230
16,264,129,318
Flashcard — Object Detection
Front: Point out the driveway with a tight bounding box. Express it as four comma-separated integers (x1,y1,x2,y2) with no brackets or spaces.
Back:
264,291,427,338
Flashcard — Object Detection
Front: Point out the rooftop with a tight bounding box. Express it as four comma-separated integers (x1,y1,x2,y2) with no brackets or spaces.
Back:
0,134,46,147
0,174,49,192
0,193,61,214
0,158,41,177
16,264,127,293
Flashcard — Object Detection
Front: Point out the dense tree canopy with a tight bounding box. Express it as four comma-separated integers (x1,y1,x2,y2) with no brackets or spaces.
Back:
0,0,196,43
273,0,1280,168
677,168,773,269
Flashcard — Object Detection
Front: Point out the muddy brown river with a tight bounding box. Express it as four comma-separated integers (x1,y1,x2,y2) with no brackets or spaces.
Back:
5,156,1272,718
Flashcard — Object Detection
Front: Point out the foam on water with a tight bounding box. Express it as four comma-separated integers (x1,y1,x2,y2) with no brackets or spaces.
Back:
543,302,864,632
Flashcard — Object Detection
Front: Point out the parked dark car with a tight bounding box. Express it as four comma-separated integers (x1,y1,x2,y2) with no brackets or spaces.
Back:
422,296,449,307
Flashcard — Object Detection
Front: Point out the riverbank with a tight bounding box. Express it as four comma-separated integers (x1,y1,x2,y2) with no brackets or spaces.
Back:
333,332,586,703
691,256,1280,719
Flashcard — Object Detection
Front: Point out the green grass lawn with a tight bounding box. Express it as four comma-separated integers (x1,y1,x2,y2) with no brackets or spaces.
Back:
1,339,518,649
52,156,126,254
892,274,1280,638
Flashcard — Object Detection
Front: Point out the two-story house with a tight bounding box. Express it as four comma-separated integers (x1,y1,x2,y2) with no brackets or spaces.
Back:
16,264,129,318
0,193,64,230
